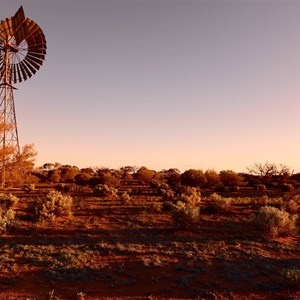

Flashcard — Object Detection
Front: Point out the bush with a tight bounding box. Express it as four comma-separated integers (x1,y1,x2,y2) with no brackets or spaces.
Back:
33,191,73,221
255,206,298,238
22,184,35,192
119,191,131,203
180,169,207,187
160,187,175,201
151,202,162,212
207,193,232,212
93,184,118,197
281,267,300,287
0,193,18,209
255,184,267,191
254,195,269,206
0,209,18,232
170,201,200,229
285,200,299,214
55,183,76,193
176,186,201,206
279,183,294,192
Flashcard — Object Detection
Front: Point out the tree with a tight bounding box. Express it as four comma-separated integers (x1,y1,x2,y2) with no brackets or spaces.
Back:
135,167,156,184
205,169,221,188
0,143,37,187
219,170,243,187
59,165,79,183
180,169,207,188
247,162,291,177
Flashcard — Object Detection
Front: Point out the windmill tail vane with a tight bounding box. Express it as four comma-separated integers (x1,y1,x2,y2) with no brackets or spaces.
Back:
0,6,47,187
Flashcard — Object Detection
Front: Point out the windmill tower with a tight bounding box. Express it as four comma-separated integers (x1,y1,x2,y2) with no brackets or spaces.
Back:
0,6,46,186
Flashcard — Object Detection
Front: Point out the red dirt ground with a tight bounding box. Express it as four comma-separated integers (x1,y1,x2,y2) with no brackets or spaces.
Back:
0,190,298,300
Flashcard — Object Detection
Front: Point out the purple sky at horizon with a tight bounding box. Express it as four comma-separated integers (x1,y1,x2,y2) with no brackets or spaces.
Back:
2,0,300,172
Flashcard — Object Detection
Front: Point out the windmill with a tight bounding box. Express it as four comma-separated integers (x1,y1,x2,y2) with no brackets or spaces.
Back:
0,6,46,186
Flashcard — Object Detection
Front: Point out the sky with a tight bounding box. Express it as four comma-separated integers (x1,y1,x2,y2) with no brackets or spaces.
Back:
1,0,300,172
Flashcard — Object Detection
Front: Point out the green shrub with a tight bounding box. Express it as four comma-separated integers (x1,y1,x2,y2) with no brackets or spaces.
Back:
93,184,118,197
255,206,298,238
33,191,73,221
0,193,18,209
170,201,200,229
0,209,18,232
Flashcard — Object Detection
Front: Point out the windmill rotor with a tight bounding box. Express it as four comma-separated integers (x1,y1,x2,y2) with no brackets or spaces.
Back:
0,6,46,84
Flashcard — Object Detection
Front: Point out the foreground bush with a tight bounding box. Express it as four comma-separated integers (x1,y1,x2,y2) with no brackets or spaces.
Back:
93,184,118,197
255,206,298,238
0,209,18,232
0,193,18,209
170,201,200,229
33,191,73,221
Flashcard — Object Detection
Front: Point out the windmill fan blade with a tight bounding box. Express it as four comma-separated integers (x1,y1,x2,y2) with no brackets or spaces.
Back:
20,61,32,79
16,64,22,82
19,62,27,81
25,56,41,70
12,6,27,46
23,59,36,76
12,64,17,84
26,52,45,60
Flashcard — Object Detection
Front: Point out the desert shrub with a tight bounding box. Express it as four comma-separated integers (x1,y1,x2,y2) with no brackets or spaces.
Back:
151,202,162,212
76,185,93,193
254,195,269,206
93,184,118,197
281,267,300,287
255,184,267,191
176,186,201,206
135,167,156,184
180,169,207,187
255,206,298,238
55,183,76,193
207,193,232,212
0,209,18,232
170,201,200,229
266,196,284,209
33,191,73,221
219,170,244,188
289,194,300,205
22,183,35,192
214,182,226,192
0,193,18,209
284,200,299,214
119,191,131,202
205,169,221,189
162,201,174,212
279,183,294,192
160,187,175,201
